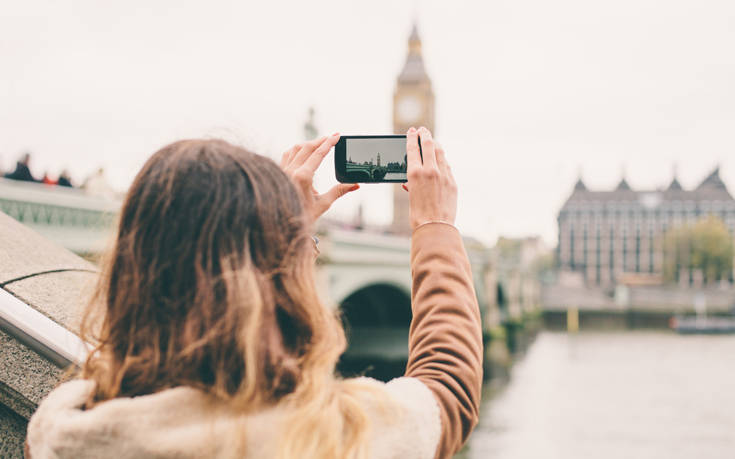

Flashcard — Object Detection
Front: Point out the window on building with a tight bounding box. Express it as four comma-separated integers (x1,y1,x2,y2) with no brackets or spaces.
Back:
583,224,588,275
622,228,627,273
570,227,575,270
649,227,654,273
596,226,601,284
556,234,562,268
609,226,615,281
635,227,641,273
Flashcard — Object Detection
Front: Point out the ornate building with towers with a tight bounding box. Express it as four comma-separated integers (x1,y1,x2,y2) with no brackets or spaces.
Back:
391,24,435,235
557,167,735,286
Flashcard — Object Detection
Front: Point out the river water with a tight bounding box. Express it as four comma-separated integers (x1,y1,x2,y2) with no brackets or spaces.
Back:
460,331,735,459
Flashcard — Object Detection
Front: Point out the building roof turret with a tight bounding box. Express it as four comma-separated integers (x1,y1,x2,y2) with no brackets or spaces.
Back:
667,177,683,190
615,178,631,191
667,163,683,190
573,177,587,191
696,166,727,191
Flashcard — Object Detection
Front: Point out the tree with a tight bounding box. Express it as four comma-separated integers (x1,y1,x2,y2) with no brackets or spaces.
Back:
663,216,734,284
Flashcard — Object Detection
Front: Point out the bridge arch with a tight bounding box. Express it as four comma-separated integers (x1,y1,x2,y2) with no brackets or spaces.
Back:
330,269,411,307
340,282,411,327
337,282,412,381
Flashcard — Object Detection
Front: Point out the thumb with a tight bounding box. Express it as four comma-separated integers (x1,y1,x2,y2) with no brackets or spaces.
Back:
320,183,360,207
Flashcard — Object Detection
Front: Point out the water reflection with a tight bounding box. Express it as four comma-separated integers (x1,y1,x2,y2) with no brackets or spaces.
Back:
460,332,735,459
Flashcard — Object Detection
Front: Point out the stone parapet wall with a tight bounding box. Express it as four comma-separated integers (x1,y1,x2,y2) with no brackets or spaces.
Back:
0,211,97,454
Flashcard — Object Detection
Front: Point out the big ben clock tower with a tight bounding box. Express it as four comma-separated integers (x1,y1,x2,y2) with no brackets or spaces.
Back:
392,24,435,235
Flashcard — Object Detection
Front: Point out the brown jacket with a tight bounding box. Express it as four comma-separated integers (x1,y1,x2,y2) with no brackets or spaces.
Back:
26,223,483,459
405,223,483,458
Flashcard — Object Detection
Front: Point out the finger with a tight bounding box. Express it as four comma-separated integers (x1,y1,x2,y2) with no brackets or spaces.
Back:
280,144,300,169
435,140,450,175
291,135,327,168
303,133,340,173
436,140,457,183
418,127,437,169
318,183,359,209
447,166,457,188
441,153,457,189
406,127,421,173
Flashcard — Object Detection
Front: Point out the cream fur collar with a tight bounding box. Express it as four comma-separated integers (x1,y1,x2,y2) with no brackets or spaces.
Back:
27,377,440,459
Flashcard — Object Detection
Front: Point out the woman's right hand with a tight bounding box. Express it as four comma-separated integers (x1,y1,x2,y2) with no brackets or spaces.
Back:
404,127,458,231
280,134,359,229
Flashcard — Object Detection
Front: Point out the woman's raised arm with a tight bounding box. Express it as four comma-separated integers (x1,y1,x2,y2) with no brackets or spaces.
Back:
402,127,484,458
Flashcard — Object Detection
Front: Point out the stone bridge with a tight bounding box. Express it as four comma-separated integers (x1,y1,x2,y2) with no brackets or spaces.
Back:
316,228,491,376
0,178,119,255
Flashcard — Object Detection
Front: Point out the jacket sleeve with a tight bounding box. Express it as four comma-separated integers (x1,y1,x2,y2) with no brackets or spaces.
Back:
404,223,484,459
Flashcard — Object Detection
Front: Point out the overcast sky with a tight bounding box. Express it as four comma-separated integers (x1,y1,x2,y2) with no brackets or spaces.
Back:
346,138,406,165
2,0,734,245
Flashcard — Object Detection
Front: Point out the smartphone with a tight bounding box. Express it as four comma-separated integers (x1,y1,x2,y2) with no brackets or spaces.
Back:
335,135,419,183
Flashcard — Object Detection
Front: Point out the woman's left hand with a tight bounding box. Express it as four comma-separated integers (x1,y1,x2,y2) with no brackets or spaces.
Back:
280,133,359,227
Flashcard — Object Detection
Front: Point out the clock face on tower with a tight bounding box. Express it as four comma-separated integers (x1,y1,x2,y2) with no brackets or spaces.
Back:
397,95,422,124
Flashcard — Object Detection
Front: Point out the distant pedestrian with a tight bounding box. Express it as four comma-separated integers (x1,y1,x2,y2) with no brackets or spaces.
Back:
41,172,57,186
82,167,115,198
4,153,36,182
57,170,73,187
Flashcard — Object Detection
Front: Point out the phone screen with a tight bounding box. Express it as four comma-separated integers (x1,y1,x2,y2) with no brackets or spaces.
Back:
335,136,408,183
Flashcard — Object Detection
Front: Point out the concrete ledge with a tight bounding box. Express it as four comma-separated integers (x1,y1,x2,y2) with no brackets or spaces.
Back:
0,210,97,453
0,211,96,286
0,402,27,459
0,330,64,416
4,271,97,333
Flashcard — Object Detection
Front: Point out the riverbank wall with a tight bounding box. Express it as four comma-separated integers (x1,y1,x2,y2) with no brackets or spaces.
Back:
540,283,735,330
482,312,543,382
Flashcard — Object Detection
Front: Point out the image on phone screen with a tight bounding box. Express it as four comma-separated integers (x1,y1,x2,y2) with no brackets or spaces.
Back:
335,135,408,183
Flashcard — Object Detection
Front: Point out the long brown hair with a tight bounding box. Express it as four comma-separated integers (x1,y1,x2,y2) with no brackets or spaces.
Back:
80,139,386,457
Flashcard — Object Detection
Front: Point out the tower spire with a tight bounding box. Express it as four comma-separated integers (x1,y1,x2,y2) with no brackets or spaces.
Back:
392,22,435,236
398,23,429,84
409,22,421,53
303,106,318,140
